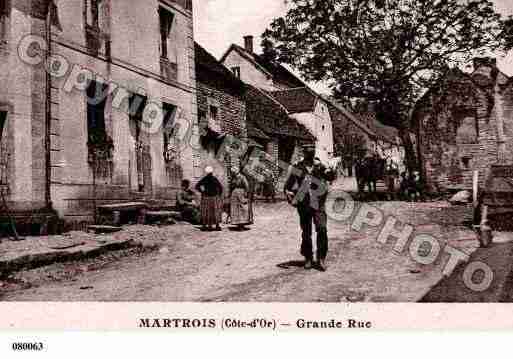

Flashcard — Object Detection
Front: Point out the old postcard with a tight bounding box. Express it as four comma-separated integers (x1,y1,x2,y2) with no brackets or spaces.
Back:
1,0,513,333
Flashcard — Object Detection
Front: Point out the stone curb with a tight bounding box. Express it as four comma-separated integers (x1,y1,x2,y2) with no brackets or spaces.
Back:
0,238,142,278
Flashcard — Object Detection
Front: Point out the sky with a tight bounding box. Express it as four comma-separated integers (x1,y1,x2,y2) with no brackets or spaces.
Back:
193,0,513,95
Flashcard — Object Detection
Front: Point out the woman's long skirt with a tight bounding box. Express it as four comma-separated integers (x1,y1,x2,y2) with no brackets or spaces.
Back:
230,188,253,226
200,196,222,226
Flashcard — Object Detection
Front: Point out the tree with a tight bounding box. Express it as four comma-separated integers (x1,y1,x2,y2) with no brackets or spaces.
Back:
263,0,505,171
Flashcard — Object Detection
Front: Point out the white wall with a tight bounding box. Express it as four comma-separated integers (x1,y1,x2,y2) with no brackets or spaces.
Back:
291,99,334,163
222,50,276,91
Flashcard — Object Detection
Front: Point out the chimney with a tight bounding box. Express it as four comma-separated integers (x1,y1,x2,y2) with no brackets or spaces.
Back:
244,35,254,53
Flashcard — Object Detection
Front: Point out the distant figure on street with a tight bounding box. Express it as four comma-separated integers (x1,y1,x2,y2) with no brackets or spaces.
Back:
229,167,253,230
196,166,223,231
262,171,276,202
408,171,423,202
176,179,200,224
284,144,336,272
399,172,409,200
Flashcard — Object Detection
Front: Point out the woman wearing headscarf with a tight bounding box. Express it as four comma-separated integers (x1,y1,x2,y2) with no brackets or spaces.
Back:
195,166,223,231
229,167,253,230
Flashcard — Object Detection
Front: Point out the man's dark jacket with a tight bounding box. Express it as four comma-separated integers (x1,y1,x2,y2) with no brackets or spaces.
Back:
284,160,336,210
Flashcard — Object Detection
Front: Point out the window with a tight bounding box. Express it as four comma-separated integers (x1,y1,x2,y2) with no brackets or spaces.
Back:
321,124,325,131
453,109,478,144
159,6,175,60
86,81,107,143
231,67,241,79
461,156,472,169
86,0,102,28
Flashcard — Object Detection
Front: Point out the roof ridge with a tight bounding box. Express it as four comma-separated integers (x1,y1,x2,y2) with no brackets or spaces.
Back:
251,85,291,115
323,97,376,137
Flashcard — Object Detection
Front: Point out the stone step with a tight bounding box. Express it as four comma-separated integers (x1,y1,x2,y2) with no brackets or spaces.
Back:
87,225,123,234
97,202,148,212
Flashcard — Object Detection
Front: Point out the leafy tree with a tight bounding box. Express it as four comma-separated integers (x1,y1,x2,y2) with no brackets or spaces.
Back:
263,0,505,171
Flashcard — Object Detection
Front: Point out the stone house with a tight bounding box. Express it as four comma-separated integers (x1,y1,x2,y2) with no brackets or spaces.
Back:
265,87,334,163
412,58,513,192
220,36,322,175
194,41,247,190
0,0,198,228
244,84,315,190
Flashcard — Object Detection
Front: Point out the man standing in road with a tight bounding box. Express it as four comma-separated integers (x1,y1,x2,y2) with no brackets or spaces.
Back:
284,145,337,271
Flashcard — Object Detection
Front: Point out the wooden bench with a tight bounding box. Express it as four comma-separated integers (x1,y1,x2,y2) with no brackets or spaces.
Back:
97,202,148,226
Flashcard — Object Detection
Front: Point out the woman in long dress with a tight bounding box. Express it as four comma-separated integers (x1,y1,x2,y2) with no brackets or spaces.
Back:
230,167,253,230
195,166,223,231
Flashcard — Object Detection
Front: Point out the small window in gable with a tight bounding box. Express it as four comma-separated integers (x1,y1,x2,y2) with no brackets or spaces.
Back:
209,105,219,122
461,156,472,169
86,81,108,144
231,67,241,79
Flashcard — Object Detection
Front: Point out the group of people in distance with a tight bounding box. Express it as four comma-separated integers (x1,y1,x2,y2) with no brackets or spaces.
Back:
176,165,254,232
399,171,423,201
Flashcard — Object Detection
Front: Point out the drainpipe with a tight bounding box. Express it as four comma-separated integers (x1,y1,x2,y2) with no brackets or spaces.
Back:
44,2,53,209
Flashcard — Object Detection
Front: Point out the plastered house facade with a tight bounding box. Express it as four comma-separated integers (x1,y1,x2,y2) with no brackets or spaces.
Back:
0,0,198,228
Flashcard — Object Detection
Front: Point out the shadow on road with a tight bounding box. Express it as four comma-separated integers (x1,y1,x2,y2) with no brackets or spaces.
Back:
277,260,306,269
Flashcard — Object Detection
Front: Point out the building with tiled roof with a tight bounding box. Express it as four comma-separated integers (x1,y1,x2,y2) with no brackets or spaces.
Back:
220,36,336,190
220,36,307,91
325,98,406,176
265,87,334,163
264,87,317,114
245,85,314,142
194,42,247,189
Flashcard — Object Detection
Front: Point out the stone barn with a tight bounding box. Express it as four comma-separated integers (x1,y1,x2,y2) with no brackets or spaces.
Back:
0,0,198,231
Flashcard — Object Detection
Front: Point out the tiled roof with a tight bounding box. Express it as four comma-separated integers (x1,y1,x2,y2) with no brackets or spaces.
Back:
247,121,270,140
220,44,307,89
265,88,317,114
195,42,244,94
245,85,315,141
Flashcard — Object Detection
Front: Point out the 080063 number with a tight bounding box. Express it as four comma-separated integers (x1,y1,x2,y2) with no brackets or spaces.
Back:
12,342,44,351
